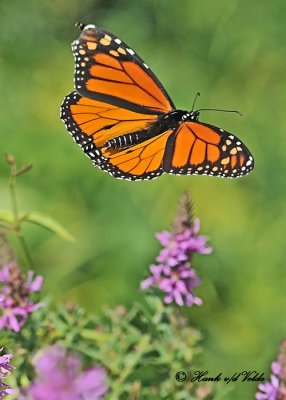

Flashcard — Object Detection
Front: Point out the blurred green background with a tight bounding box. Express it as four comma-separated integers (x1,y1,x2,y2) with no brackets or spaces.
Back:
0,0,285,398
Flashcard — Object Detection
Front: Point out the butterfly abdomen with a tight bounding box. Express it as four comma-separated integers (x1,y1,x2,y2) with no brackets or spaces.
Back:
105,124,163,150
106,132,142,149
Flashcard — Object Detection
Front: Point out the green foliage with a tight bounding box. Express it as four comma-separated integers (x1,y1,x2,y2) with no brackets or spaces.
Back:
82,296,203,399
23,212,75,242
0,155,74,267
10,296,220,399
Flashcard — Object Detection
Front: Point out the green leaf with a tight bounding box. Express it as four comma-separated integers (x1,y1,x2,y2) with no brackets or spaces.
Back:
81,329,112,342
0,210,14,223
15,163,33,176
24,212,75,242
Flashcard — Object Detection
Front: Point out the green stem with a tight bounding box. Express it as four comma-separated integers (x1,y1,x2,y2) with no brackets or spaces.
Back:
18,235,34,268
0,233,13,264
8,165,34,268
9,167,18,220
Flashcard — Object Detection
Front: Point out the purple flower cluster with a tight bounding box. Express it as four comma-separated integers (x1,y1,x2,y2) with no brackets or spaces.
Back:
0,262,44,332
0,349,14,399
256,370,280,400
141,194,212,307
256,340,286,400
20,345,108,400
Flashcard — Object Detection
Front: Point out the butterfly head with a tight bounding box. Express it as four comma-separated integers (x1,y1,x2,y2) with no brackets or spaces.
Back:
75,22,97,31
75,21,86,31
184,111,200,122
161,110,200,129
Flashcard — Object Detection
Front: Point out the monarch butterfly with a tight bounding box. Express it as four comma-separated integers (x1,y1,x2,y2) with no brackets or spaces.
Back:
60,23,254,181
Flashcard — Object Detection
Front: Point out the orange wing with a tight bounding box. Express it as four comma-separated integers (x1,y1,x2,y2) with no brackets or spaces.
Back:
100,130,174,180
163,121,254,178
72,24,174,114
60,91,173,180
61,91,158,147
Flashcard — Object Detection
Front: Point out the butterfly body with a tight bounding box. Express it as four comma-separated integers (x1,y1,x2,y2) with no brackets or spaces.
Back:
105,110,197,150
61,23,254,181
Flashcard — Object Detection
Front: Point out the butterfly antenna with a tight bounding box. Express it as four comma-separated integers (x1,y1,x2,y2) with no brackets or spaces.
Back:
75,21,86,31
196,108,243,117
191,92,200,111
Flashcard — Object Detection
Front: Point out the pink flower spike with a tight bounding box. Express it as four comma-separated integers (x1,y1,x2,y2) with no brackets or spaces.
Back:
0,261,45,332
140,194,211,307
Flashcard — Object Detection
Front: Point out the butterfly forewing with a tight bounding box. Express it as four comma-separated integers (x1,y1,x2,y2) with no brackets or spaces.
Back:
61,91,158,146
72,24,175,114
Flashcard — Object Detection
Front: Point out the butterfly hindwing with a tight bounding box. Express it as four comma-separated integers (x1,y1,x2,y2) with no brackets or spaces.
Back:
163,121,254,178
100,130,174,180
72,24,175,114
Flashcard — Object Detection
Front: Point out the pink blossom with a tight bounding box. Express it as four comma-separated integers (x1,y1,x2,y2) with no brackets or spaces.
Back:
20,345,108,400
256,340,286,399
0,262,44,332
0,349,14,399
